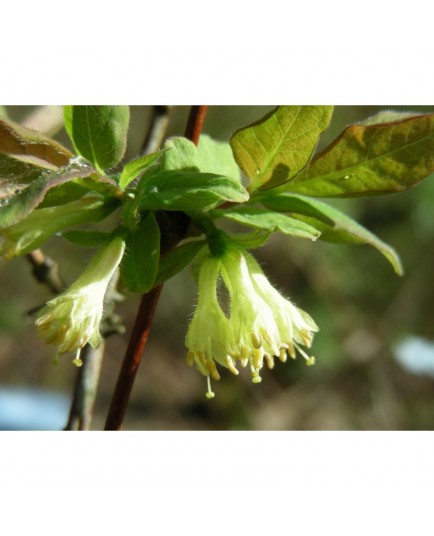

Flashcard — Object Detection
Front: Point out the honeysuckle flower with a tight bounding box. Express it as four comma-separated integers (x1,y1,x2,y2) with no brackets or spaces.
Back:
185,255,237,398
186,244,319,398
35,236,125,364
0,196,110,259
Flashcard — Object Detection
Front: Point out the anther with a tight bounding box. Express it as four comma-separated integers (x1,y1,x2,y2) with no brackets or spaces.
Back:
264,354,275,369
72,348,83,367
226,355,239,375
186,350,195,367
251,332,262,349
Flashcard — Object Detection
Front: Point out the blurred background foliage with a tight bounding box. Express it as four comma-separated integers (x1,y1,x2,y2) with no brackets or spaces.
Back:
1,105,434,430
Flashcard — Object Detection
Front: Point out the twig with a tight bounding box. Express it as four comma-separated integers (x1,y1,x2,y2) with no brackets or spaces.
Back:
104,105,208,430
26,249,64,294
141,106,173,154
65,342,105,430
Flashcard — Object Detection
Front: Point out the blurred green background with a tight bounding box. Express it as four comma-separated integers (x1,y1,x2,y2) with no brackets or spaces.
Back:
1,105,434,430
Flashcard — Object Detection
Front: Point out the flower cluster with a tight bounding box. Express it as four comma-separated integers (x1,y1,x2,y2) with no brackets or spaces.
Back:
35,236,125,365
186,245,319,398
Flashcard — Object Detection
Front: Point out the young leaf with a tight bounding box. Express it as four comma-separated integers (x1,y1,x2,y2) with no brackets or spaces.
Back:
261,192,403,275
138,169,249,212
284,113,434,197
0,116,72,168
62,230,114,247
154,239,206,286
120,211,160,293
213,207,321,240
0,117,74,205
64,106,130,172
197,135,241,181
119,150,165,190
0,197,115,258
0,164,98,229
230,106,333,192
162,137,199,171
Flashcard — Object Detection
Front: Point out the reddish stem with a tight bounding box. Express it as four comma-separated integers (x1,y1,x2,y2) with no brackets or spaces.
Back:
185,106,208,145
104,106,208,431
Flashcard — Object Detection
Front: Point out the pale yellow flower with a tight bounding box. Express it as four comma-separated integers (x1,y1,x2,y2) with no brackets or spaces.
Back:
35,236,125,364
186,244,319,397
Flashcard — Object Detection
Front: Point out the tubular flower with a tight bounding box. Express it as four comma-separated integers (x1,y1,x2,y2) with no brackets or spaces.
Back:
35,236,125,364
186,245,319,397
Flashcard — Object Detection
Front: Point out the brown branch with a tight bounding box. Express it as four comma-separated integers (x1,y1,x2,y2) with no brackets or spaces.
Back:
104,105,208,431
185,106,208,145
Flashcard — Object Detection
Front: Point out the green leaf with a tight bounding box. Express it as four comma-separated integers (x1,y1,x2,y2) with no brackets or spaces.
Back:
120,211,160,293
285,113,434,197
64,106,130,172
154,239,206,286
197,135,241,181
119,150,165,190
213,207,321,240
138,169,249,212
62,229,114,247
0,197,116,258
162,135,241,181
162,137,199,171
261,192,403,275
230,106,333,192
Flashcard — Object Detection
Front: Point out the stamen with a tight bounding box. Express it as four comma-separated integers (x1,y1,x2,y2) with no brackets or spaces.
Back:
287,342,296,359
207,357,221,381
241,344,250,360
260,327,273,346
72,348,83,367
279,348,288,363
300,331,313,347
264,354,275,369
225,355,239,375
253,348,264,369
293,341,315,365
251,332,262,349
197,350,207,368
250,367,262,384
186,350,195,367
205,376,215,399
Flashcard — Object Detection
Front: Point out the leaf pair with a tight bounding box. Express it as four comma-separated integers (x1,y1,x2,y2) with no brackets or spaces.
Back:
229,106,434,274
231,106,434,197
